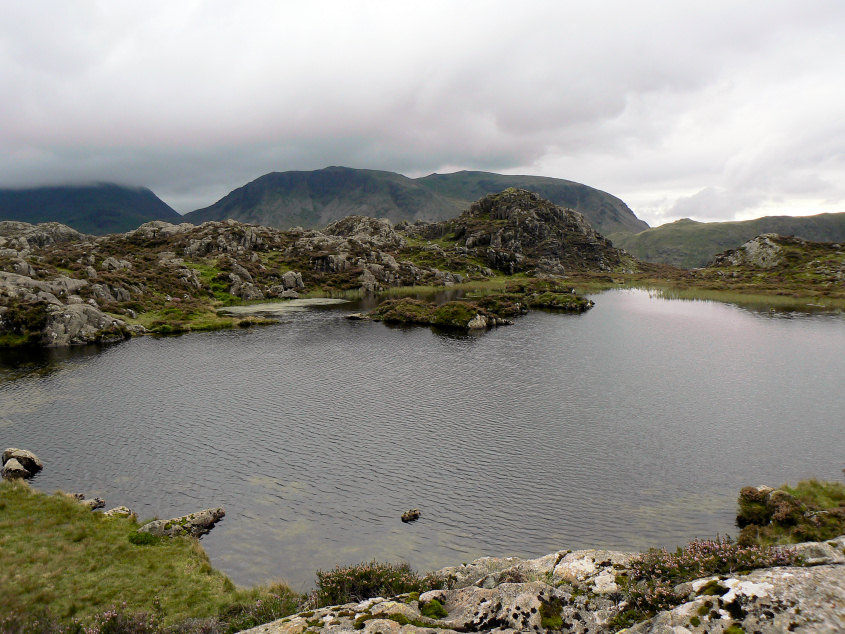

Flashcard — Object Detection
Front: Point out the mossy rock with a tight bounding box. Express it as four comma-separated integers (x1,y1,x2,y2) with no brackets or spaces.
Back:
431,301,478,328
419,598,447,619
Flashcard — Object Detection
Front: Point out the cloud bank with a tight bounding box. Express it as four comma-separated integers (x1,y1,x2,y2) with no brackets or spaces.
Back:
1,0,844,225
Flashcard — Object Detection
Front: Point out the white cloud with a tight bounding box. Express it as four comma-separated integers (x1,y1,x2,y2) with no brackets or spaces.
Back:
1,0,844,222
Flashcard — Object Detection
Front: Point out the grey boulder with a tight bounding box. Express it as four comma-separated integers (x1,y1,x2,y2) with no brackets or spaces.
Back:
2,448,43,474
2,457,30,479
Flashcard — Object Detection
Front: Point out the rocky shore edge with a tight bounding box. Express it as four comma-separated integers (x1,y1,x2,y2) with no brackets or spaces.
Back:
243,538,845,634
5,448,843,632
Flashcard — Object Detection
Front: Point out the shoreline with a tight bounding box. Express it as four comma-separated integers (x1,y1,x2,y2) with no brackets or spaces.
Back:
2,474,843,632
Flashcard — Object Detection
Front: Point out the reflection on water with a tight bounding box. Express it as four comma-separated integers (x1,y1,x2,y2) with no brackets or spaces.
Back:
1,289,843,589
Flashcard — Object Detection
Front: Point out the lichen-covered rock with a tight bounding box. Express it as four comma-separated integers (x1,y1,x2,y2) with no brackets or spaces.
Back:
43,303,132,347
323,216,406,251
553,549,637,594
711,233,784,269
782,540,845,566
0,221,86,252
466,314,488,329
103,506,137,519
625,564,845,633
138,507,225,537
2,448,43,474
243,537,845,634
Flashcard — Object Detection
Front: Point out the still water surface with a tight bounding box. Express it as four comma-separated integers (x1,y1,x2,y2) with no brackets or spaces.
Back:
1,289,843,589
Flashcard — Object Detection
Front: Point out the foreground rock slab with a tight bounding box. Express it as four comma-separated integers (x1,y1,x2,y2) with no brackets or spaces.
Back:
240,537,845,633
139,507,225,537
627,563,845,633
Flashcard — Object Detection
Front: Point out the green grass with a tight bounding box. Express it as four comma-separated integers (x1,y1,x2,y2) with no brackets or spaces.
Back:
642,285,845,312
783,479,845,509
0,481,301,628
313,561,444,608
737,479,845,546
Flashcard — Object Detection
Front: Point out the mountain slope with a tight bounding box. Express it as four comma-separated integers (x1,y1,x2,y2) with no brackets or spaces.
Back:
417,170,648,234
610,212,845,268
183,167,647,236
0,184,181,235
184,167,465,228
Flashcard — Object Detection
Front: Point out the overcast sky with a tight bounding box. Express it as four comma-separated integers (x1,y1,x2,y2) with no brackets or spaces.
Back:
2,1,844,227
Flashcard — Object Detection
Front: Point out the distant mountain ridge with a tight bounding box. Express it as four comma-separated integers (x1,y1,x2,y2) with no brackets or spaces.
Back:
183,166,648,236
0,183,181,235
610,212,845,268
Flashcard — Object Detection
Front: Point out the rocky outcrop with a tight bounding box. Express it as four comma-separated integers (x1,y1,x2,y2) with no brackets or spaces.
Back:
42,303,134,346
79,497,106,510
627,562,844,633
323,216,406,251
0,190,636,346
403,188,631,275
138,507,225,538
710,234,784,269
242,538,845,633
0,220,85,253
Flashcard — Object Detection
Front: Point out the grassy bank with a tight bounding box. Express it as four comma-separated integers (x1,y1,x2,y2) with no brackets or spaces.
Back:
0,481,302,631
736,478,845,546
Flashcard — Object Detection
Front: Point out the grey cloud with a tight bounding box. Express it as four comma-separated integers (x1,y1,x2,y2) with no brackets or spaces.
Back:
1,1,845,222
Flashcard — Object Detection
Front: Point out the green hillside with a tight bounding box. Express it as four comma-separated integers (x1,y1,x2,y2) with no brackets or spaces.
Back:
610,212,845,268
0,183,181,235
184,167,647,236
184,167,465,228
417,170,648,234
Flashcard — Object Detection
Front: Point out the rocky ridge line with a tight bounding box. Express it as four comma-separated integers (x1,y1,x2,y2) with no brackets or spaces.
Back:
0,190,636,346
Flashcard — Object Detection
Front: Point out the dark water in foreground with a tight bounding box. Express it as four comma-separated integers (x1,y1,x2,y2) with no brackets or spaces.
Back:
1,289,843,590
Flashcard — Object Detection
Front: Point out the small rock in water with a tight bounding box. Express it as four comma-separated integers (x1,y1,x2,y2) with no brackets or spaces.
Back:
345,312,370,320
2,448,43,475
401,508,421,523
139,507,225,537
2,458,30,479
